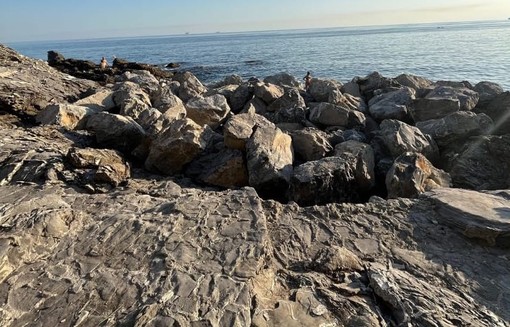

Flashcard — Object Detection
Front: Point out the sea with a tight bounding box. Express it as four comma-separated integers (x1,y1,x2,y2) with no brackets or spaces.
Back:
6,20,510,90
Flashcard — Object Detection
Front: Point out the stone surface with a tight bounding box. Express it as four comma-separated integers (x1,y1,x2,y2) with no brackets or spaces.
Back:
475,91,510,135
308,78,342,102
309,102,365,128
185,94,231,129
144,118,215,175
410,97,460,122
386,152,451,199
263,72,300,88
173,71,208,102
253,82,284,104
112,81,152,119
334,140,375,191
416,111,493,146
73,88,115,111
36,103,99,130
378,119,439,162
267,88,305,112
395,73,433,90
291,128,332,162
426,85,479,111
368,87,415,121
473,81,504,109
223,113,272,150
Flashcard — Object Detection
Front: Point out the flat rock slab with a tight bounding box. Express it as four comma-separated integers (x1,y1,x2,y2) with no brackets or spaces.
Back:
425,188,510,247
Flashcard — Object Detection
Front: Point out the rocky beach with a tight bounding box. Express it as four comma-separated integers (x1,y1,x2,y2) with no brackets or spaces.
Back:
1,43,510,326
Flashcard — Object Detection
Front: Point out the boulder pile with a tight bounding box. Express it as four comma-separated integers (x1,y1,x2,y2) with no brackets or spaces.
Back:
1,44,510,326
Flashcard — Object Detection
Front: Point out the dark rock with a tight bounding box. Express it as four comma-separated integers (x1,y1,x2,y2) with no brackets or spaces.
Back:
474,91,510,135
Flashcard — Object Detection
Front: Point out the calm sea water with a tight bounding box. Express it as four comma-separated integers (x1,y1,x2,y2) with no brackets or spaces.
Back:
7,20,510,90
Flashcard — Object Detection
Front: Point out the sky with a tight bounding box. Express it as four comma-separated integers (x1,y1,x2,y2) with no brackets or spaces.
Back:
1,0,509,42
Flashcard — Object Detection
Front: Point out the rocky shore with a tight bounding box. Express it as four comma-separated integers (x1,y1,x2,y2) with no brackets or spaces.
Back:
1,44,510,326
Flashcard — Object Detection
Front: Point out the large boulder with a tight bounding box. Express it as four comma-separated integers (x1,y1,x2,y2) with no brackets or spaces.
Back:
378,119,439,162
205,84,239,106
328,90,367,112
144,118,215,175
416,111,493,147
308,78,342,102
246,124,293,200
473,81,504,109
334,140,375,191
425,85,479,111
66,147,131,186
368,87,416,121
185,94,231,129
267,89,305,112
386,152,451,199
230,83,254,113
173,71,207,102
409,97,460,122
36,104,98,130
289,155,368,206
86,112,146,153
152,86,186,114
309,103,365,128
185,149,248,188
444,135,510,190
253,82,284,104
395,74,433,91
223,113,272,150
121,70,160,99
73,88,115,111
112,81,152,119
264,72,300,88
291,128,332,162
356,71,400,100
474,92,510,135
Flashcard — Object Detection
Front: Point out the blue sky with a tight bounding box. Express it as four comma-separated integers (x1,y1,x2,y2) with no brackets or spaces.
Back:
1,0,509,42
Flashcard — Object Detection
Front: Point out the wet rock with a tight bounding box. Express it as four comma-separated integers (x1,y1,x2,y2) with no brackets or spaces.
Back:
86,112,146,153
246,124,293,200
416,111,493,147
36,103,99,130
386,152,451,199
291,128,332,162
368,86,415,121
185,94,231,129
378,119,439,162
144,118,215,174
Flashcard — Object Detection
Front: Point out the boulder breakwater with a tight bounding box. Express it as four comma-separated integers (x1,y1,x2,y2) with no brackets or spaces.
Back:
1,44,509,326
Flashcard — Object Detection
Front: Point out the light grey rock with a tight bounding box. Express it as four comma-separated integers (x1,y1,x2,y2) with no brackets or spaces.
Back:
73,88,115,111
378,119,439,162
368,87,416,121
185,94,231,129
36,103,99,130
395,73,433,90
153,86,186,115
425,188,510,247
246,124,293,199
173,71,208,102
416,111,493,146
426,85,479,111
329,90,367,112
86,112,146,153
253,82,284,104
121,70,160,99
144,118,215,174
264,72,300,88
113,81,152,119
291,128,332,162
386,152,451,199
308,78,342,102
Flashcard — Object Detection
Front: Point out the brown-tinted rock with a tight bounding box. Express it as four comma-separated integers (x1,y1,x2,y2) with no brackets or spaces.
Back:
185,94,231,129
36,103,99,130
223,113,272,150
291,128,332,162
253,82,284,104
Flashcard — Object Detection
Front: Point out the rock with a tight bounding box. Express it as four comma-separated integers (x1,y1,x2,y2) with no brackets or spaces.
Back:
410,97,460,122
242,97,267,115
341,81,361,97
308,78,342,102
112,81,152,119
444,135,510,190
185,94,230,129
313,246,364,275
121,70,160,99
342,129,368,143
309,102,366,128
73,88,115,111
144,118,215,174
67,147,131,186
334,140,375,191
356,71,399,100
416,111,493,146
329,90,367,112
112,57,173,79
426,85,479,111
36,103,99,130
172,71,207,102
165,62,180,68
267,88,305,112
263,72,300,88
425,188,510,247
395,74,433,90
270,106,307,125
205,84,239,105
135,107,165,135
368,87,415,121
230,83,254,113
152,86,187,120
289,155,365,205
473,81,504,109
378,119,439,162
86,112,146,153
224,113,272,150
386,152,451,199
0,45,97,117
291,128,332,162
253,82,284,104
475,91,510,135
246,124,293,200
185,148,248,188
